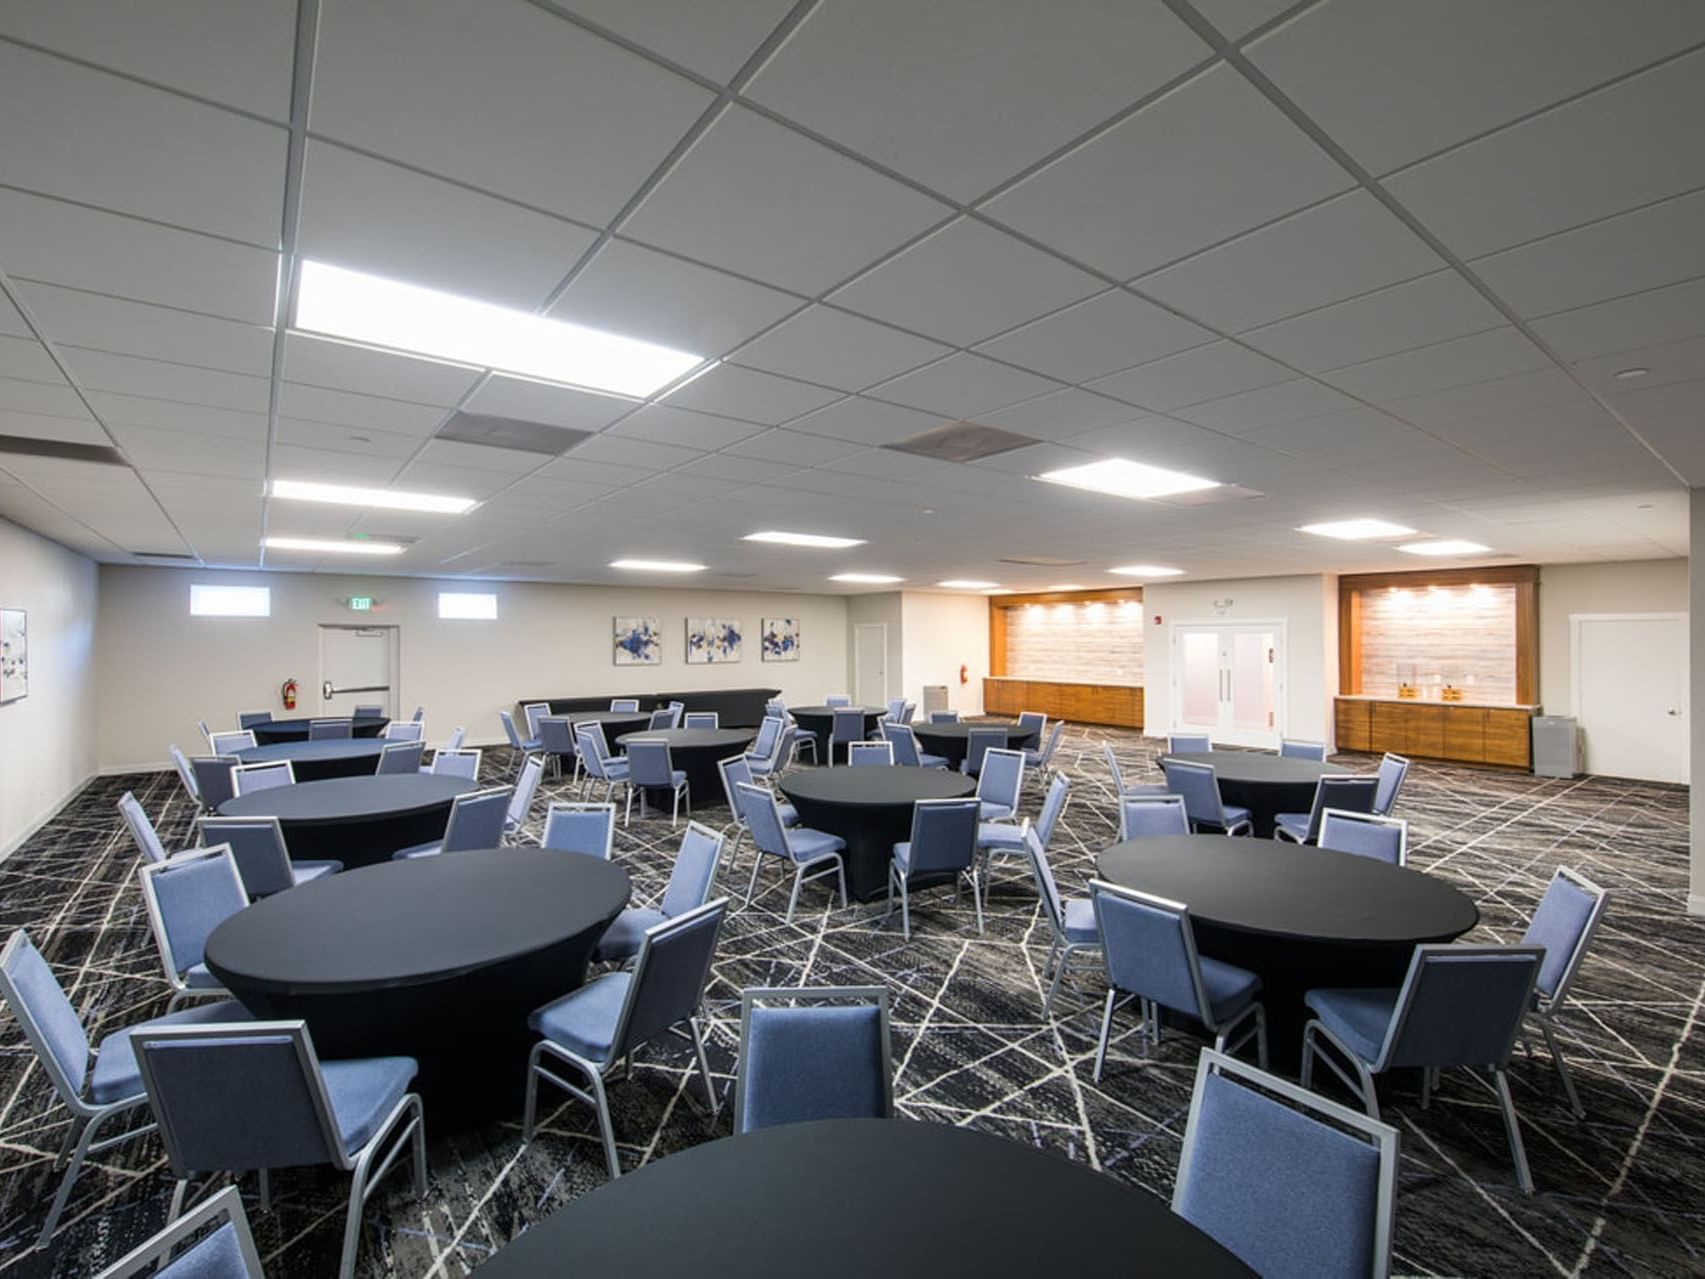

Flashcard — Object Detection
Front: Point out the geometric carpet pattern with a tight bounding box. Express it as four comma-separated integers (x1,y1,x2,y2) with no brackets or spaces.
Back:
0,725,1698,1277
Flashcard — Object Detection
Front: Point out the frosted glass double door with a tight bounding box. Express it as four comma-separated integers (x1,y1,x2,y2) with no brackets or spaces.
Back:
1173,623,1283,749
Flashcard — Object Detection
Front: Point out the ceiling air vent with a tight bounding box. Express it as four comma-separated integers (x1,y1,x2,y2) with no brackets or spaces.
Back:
132,550,198,561
437,412,593,457
882,420,1039,464
999,554,1086,567
0,435,127,466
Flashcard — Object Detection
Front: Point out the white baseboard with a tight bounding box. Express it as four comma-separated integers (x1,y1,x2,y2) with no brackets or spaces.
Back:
1688,894,1705,919
0,770,99,862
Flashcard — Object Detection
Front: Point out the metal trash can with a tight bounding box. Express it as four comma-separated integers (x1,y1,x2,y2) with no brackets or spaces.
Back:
921,684,950,716
1531,715,1580,778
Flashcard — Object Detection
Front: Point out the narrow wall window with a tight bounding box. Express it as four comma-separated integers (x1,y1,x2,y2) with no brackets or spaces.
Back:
190,584,270,617
439,592,497,620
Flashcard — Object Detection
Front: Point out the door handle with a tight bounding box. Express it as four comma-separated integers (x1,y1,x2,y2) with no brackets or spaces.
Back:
322,680,333,701
323,682,389,699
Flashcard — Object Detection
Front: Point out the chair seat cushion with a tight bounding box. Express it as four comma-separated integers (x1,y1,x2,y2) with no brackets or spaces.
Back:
1273,813,1309,841
1062,897,1099,944
292,860,342,885
391,841,442,860
531,972,633,1065
1120,783,1172,798
1304,986,1400,1063
979,802,1015,820
90,1000,252,1104
919,753,949,769
520,737,542,751
322,1054,418,1154
183,962,225,989
977,821,1025,850
592,907,665,963
602,761,632,779
786,827,846,862
1199,956,1263,1023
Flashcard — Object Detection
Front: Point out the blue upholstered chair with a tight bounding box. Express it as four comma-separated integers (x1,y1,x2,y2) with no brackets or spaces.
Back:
744,716,786,777
538,717,578,783
522,702,551,743
624,738,690,827
1318,810,1407,866
190,755,240,811
236,710,272,730
411,706,426,723
169,745,201,807
309,718,352,740
1024,720,1066,774
138,846,245,1010
848,740,894,766
646,707,675,731
683,711,719,729
427,746,481,779
1089,880,1267,1082
609,698,640,713
1302,943,1543,1193
764,696,788,719
1161,759,1252,835
882,721,947,768
883,697,908,723
377,740,425,775
959,726,1005,777
443,725,466,751
824,694,852,708
392,786,512,860
230,760,295,797
499,709,542,777
197,815,341,896
575,723,631,805
974,746,1025,821
665,700,686,728
383,720,424,742
717,756,797,874
1168,733,1211,754
1373,752,1410,816
885,797,983,941
980,770,1069,902
1280,738,1328,761
1026,823,1099,1017
523,898,728,1178
737,782,847,921
1520,867,1609,1117
1104,743,1168,799
593,823,724,964
784,722,819,766
0,929,250,1248
734,987,893,1134
133,1020,425,1279
1175,1049,1399,1279
828,707,866,766
118,791,171,864
93,1185,262,1279
1274,775,1380,844
1118,794,1190,840
541,801,616,859
208,730,255,756
503,754,546,841
197,719,213,748
929,710,959,724
1015,710,1047,739
416,727,468,777
353,704,384,720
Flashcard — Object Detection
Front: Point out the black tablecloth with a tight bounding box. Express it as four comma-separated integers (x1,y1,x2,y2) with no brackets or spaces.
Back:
477,1119,1253,1277
615,727,757,811
217,775,475,869
912,720,1040,769
234,739,385,782
1160,751,1340,837
779,768,977,900
789,706,885,766
250,717,388,746
524,688,781,728
205,849,630,1125
1097,835,1478,1068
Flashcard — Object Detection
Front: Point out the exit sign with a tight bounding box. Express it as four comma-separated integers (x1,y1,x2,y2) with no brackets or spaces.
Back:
348,597,372,612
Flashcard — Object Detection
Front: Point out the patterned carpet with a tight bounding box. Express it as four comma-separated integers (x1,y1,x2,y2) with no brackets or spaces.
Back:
0,726,1698,1277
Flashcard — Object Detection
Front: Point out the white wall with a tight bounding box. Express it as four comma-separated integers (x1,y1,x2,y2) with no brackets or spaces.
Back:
901,591,989,716
845,592,903,705
0,517,98,856
1690,493,1704,915
95,565,848,770
1539,559,1689,714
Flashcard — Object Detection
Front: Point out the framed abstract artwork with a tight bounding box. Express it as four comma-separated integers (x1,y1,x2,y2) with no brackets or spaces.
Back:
613,617,661,666
761,617,800,662
686,617,742,664
0,608,26,703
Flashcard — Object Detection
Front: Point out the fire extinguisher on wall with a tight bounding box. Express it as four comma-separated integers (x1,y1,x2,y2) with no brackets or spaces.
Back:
281,678,298,711
959,664,969,685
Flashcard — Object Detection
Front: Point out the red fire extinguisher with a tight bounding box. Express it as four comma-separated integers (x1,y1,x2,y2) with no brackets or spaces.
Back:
959,664,969,685
281,678,298,711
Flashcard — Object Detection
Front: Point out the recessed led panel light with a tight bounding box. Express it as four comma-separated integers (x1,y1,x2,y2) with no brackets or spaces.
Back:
1046,584,1086,592
831,573,903,584
264,536,405,556
1037,458,1219,500
1399,539,1492,556
1108,564,1184,577
1298,518,1417,540
294,260,703,399
609,559,706,573
271,478,476,514
743,530,867,549
938,579,999,589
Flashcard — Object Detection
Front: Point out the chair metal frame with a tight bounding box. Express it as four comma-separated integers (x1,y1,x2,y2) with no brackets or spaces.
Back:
973,746,1026,819
522,702,552,742
883,797,984,942
168,745,201,807
736,783,846,923
1160,758,1252,836
609,698,640,713
1279,739,1328,761
574,724,632,806
382,720,424,742
236,710,272,730
1024,823,1100,1018
197,813,338,896
138,846,244,1010
733,986,893,1134
1103,742,1168,800
308,718,353,741
683,711,720,730
982,770,1070,903
118,791,170,864
377,740,425,775
959,726,1006,777
428,746,481,779
847,740,895,766
1521,867,1609,1118
541,801,617,860
1317,808,1408,866
1373,752,1410,816
1117,793,1190,841
207,730,256,755
92,1184,262,1279
622,738,690,827
1274,774,1380,844
505,753,547,839
230,759,297,797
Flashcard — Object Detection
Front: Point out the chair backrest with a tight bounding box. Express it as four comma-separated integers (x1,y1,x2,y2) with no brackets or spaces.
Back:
377,741,425,775
610,698,640,713
735,987,893,1134
1102,742,1129,793
1034,719,1066,765
169,744,201,804
625,738,677,787
901,798,980,877
885,697,907,722
683,711,719,730
1015,711,1046,737
735,782,793,861
898,702,916,724
848,740,894,766
236,711,271,729
1280,739,1327,761
412,706,426,722
1160,759,1229,829
231,760,295,796
666,701,686,725
824,694,852,708
541,802,616,858
764,697,788,720
445,726,466,751
1318,810,1407,867
198,719,213,748
382,721,424,742
1376,945,1544,1071
139,846,248,981
1119,794,1190,840
208,730,255,755
1023,823,1067,936
1374,753,1410,816
538,716,577,757
134,1020,349,1174
661,823,725,917
197,816,296,896
93,1185,263,1279
191,756,240,810
118,791,169,863
881,722,923,766
751,715,782,761
1032,772,1072,847
718,754,755,820
1301,775,1380,840
430,747,481,779
1521,867,1609,1006
442,787,513,853
929,710,959,723
975,747,1025,809
647,708,675,731
353,705,384,720
1091,879,1215,1026
1175,1049,1397,1279
507,755,545,829
1168,733,1211,754
0,929,92,1105
962,727,1005,775
574,724,615,778
610,898,729,1060
830,707,866,745
308,718,351,740
499,709,525,749
522,702,551,740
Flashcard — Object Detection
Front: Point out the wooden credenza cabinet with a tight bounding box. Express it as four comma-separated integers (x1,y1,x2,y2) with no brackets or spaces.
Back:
1335,698,1533,768
985,678,1143,729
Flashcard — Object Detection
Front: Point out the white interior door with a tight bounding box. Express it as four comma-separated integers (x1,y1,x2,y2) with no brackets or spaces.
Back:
1572,613,1688,782
854,624,888,706
318,625,398,718
1172,622,1284,748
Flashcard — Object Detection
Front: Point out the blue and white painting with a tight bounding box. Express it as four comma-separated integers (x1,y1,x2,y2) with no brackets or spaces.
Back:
613,617,661,666
686,617,742,664
761,617,800,662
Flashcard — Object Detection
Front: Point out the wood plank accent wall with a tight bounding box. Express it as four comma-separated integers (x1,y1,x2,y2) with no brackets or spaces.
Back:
988,587,1145,729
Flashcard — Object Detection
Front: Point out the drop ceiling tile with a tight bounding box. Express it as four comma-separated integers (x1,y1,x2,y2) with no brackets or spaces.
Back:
1061,414,1228,458
60,349,271,413
552,0,794,80
0,189,279,323
19,284,275,376
607,404,767,450
0,336,65,385
312,0,713,226
624,105,952,295
630,471,747,501
866,354,1058,419
731,307,950,392
459,376,634,433
113,420,265,472
270,444,406,486
273,417,422,458
1135,192,1443,332
0,293,28,339
1174,377,1359,434
277,383,448,436
407,439,543,475
0,376,89,419
1242,406,1421,455
1386,49,1705,259
536,456,655,486
662,364,842,425
985,65,1352,279
1385,367,1586,428
1087,341,1291,410
281,334,478,406
1572,335,1705,397
1189,0,1297,40
974,389,1142,441
828,218,1102,346
374,461,518,499
0,410,109,446
1324,327,1553,402
568,434,701,470
974,289,1213,383
676,453,799,483
84,394,261,437
723,429,866,466
1531,278,1705,362
784,397,946,446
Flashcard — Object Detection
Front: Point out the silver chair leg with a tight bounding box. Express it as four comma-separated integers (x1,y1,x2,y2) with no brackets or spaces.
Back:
745,849,767,906
1537,1021,1585,1118
36,1114,97,1247
1092,989,1119,1082
1489,1067,1535,1194
258,1167,271,1211
689,1015,718,1115
968,869,984,935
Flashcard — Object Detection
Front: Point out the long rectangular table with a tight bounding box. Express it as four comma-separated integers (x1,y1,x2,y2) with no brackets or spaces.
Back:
519,687,781,729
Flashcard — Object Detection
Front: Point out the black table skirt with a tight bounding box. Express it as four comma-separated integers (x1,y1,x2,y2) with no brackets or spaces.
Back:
779,770,977,901
216,776,475,869
523,688,781,729
615,728,757,812
1161,751,1339,838
911,720,1040,769
789,707,884,766
250,717,389,746
234,740,385,782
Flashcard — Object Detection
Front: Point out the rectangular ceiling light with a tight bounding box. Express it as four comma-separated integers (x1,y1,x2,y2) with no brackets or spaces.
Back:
1298,518,1416,540
265,536,405,555
271,478,477,514
294,260,704,399
1399,539,1491,556
1108,564,1184,577
938,579,999,589
831,572,903,584
743,530,867,549
1037,458,1219,500
609,558,706,573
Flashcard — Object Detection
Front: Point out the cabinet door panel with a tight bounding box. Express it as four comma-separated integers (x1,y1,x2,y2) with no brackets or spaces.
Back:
1484,710,1532,767
1407,706,1446,759
1443,707,1486,763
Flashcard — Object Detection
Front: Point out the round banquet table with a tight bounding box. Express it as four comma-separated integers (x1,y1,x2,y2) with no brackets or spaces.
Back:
1161,750,1340,837
476,1119,1253,1278
788,705,884,765
216,775,475,869
205,848,630,1127
778,768,977,901
567,710,653,752
1097,835,1479,1070
233,738,385,782
911,719,1039,770
249,717,388,746
615,727,757,811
